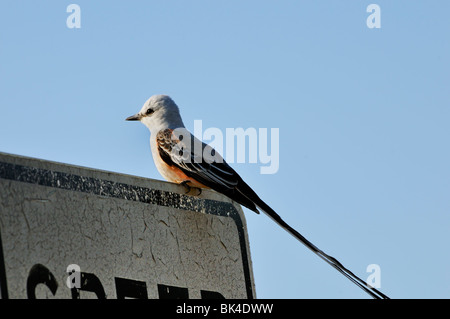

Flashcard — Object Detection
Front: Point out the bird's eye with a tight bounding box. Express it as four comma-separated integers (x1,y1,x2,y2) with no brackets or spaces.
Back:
146,108,154,115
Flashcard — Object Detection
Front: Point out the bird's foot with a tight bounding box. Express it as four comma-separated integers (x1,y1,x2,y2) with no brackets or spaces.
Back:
179,180,202,196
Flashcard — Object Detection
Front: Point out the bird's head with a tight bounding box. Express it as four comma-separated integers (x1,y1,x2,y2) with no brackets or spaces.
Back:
126,95,184,133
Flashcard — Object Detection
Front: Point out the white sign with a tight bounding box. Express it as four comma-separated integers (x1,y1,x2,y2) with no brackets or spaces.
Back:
0,152,255,299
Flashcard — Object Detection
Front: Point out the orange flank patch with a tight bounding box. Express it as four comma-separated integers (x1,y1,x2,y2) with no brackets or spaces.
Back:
163,161,209,189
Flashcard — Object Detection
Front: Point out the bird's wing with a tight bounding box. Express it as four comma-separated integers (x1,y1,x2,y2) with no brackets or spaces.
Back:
156,128,259,213
156,128,238,189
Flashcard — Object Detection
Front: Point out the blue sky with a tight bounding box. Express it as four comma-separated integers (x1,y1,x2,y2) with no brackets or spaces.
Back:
1,1,449,298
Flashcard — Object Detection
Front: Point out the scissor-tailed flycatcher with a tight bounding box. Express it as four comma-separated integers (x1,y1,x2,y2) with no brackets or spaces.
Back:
126,94,389,299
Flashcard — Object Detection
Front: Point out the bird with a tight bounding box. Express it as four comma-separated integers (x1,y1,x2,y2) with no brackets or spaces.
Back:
126,94,389,299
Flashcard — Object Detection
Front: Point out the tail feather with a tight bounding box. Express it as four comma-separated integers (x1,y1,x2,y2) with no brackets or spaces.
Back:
235,178,389,299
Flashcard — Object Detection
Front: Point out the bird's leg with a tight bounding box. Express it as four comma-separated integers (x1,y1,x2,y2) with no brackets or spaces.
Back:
179,180,202,196
179,180,191,193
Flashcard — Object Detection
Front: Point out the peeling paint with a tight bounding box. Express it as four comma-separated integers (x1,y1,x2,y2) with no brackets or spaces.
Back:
0,152,255,299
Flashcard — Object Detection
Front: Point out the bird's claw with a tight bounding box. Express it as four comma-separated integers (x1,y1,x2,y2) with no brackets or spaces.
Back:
179,181,202,196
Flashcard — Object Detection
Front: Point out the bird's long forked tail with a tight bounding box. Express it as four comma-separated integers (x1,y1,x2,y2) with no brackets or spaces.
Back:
255,201,390,299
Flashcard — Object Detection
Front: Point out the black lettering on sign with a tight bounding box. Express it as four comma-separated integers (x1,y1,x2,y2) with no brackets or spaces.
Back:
115,277,148,299
0,231,8,299
71,272,106,299
20,263,227,299
158,284,189,299
201,290,225,299
26,264,58,299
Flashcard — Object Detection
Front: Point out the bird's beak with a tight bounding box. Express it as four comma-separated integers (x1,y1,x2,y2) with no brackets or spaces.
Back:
125,113,141,121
